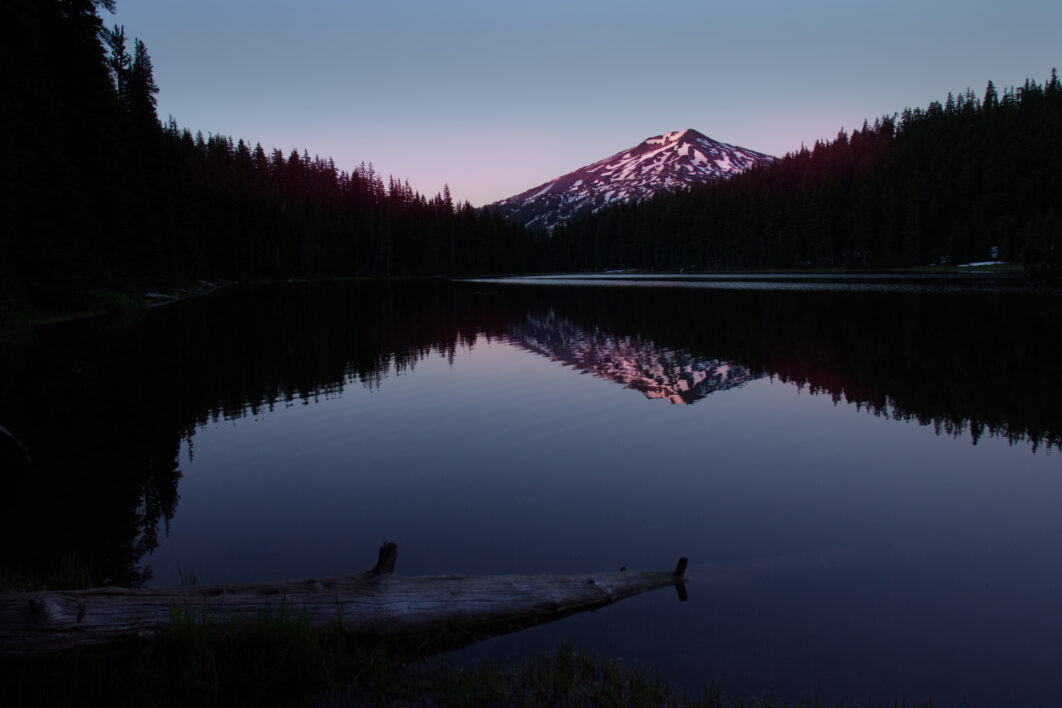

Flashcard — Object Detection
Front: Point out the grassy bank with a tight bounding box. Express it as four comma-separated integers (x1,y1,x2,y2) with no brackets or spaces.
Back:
1,604,398,707
0,620,764,708
394,644,733,708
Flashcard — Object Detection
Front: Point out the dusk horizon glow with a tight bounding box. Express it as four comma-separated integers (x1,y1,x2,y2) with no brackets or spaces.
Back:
114,1,1059,206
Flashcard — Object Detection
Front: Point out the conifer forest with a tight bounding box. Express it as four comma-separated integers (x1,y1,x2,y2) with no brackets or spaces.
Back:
2,0,1059,316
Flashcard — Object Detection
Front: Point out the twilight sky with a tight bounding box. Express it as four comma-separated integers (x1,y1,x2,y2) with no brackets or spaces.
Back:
112,0,1059,206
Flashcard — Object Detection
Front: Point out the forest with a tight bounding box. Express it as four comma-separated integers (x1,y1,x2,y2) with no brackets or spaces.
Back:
0,0,542,317
547,72,1062,272
2,0,1060,320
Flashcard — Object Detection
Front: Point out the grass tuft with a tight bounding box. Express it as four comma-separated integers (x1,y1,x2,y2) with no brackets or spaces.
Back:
0,558,94,593
177,566,198,587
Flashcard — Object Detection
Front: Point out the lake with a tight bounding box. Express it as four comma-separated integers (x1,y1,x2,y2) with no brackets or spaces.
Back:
2,275,1060,705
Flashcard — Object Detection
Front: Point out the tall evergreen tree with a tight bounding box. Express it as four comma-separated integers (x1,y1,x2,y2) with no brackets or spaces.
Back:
105,24,130,110
127,38,159,127
983,80,999,111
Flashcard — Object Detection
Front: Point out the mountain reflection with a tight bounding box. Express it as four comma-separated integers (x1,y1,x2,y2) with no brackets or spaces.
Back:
507,312,760,404
1,279,1059,586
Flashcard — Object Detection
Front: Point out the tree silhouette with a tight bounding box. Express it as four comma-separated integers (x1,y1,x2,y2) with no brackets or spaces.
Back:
549,71,1062,273
2,0,548,317
128,38,159,126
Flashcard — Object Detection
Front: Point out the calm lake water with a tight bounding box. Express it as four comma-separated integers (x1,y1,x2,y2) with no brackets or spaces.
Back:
2,275,1061,706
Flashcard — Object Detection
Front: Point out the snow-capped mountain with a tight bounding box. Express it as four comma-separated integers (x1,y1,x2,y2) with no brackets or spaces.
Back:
490,129,773,230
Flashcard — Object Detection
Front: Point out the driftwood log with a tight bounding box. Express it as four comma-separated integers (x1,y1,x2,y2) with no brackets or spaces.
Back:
0,543,688,655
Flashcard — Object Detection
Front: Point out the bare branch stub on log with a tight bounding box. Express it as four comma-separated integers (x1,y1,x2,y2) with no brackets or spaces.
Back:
673,557,689,601
366,541,397,577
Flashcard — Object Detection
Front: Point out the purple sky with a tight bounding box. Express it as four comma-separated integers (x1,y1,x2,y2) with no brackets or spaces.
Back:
112,1,1059,206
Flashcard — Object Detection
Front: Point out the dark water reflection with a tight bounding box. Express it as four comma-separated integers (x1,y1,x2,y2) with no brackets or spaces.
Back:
1,278,1061,705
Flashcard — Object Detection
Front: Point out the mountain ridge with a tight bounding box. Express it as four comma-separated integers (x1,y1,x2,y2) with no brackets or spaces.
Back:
489,129,773,230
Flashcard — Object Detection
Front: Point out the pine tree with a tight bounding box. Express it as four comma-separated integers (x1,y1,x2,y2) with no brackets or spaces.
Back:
983,80,999,111
105,24,130,110
127,38,159,127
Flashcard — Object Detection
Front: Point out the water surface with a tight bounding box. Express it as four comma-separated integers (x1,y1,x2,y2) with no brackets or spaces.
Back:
1,278,1059,706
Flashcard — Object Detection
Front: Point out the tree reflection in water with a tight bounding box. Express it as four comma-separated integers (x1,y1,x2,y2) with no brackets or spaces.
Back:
1,279,1058,586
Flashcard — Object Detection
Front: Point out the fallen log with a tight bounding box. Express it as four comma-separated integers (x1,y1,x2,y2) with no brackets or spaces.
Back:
0,543,688,655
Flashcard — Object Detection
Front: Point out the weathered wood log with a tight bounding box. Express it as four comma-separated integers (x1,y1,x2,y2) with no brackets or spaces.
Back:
0,544,688,655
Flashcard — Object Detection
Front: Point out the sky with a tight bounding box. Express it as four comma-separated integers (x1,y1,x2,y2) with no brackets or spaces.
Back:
111,0,1060,207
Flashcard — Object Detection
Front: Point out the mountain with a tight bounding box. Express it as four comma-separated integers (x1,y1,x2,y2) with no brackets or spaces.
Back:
490,129,773,230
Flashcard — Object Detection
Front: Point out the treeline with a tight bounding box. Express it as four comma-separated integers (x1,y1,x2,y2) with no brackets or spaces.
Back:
146,130,536,280
0,0,541,315
547,73,1062,271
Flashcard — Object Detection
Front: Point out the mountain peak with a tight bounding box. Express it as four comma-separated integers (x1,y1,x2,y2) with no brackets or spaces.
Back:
644,128,704,145
490,129,773,230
